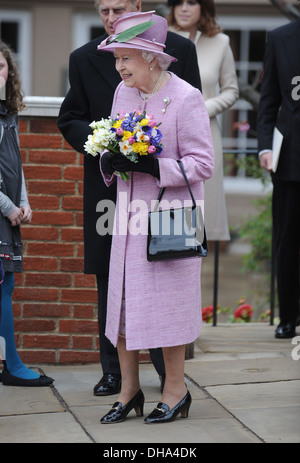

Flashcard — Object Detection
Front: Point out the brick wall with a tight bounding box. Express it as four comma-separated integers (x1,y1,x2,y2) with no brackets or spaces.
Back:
13,99,100,365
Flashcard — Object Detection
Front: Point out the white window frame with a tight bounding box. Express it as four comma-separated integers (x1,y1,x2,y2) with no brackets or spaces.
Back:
219,15,290,87
219,15,290,150
215,15,290,186
72,12,104,51
0,9,32,96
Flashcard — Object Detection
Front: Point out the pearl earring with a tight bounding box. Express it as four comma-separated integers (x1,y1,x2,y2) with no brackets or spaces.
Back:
150,66,153,71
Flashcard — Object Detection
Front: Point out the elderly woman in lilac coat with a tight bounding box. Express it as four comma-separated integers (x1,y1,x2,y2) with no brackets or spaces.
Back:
97,11,214,424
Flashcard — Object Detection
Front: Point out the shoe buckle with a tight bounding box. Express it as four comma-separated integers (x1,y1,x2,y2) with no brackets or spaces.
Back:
155,407,166,413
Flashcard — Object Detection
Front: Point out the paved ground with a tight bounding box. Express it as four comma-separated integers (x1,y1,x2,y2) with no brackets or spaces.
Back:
0,324,299,445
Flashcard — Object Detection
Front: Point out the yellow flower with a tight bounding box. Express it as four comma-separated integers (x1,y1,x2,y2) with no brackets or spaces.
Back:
139,118,149,126
132,142,149,155
122,130,133,140
112,120,122,129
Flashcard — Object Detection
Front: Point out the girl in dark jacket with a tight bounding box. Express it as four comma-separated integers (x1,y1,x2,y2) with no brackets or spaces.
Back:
0,41,53,386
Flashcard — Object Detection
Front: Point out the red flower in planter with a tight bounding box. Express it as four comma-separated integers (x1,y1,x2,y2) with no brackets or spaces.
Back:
202,305,214,323
234,303,253,322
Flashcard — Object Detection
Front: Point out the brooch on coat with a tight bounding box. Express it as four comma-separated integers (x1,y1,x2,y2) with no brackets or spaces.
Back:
162,97,171,114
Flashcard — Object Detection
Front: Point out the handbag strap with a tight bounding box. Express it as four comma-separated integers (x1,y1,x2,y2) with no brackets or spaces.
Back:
153,160,197,211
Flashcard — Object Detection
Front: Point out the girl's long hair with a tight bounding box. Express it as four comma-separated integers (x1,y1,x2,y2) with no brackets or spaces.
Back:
0,41,25,114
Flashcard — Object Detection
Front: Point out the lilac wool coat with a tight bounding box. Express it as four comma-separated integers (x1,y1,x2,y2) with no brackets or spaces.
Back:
101,73,214,350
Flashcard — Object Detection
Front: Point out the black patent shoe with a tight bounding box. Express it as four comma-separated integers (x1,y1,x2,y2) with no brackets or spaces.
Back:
94,373,121,396
275,322,296,339
100,389,145,424
1,369,54,387
144,390,192,424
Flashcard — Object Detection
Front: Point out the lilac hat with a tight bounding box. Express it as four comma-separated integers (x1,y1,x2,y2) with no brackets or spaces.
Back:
97,11,177,62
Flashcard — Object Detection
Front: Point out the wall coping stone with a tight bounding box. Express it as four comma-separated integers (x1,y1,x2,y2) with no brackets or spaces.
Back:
21,96,64,117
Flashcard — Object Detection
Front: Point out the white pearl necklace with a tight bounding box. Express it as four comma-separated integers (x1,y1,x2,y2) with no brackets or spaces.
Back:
139,71,165,101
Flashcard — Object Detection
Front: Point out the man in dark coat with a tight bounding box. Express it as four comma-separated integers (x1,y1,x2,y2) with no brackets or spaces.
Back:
57,0,202,395
257,13,300,338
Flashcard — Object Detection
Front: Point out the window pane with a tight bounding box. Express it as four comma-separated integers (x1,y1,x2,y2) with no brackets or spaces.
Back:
249,30,266,63
1,21,19,52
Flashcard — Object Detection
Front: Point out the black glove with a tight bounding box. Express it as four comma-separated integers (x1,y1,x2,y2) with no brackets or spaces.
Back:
101,151,114,176
112,153,160,178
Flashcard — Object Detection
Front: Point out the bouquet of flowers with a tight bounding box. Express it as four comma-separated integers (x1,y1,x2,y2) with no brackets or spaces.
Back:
84,110,163,180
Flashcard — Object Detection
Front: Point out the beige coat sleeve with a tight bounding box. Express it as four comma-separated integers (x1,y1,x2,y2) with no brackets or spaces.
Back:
205,37,239,118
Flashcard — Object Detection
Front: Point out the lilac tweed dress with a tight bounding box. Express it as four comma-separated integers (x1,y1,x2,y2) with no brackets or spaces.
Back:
101,73,214,350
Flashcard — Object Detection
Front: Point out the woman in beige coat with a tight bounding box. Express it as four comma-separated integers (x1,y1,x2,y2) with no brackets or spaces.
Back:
168,0,239,241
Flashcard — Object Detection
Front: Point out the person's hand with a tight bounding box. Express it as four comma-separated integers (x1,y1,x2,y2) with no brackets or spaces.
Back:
7,206,23,226
260,151,273,172
20,206,33,224
101,151,115,175
112,154,160,178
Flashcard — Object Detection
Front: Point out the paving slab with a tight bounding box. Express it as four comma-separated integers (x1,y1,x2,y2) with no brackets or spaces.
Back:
206,381,300,443
0,412,91,443
0,383,64,416
185,356,299,387
71,398,261,444
197,324,296,354
0,325,299,444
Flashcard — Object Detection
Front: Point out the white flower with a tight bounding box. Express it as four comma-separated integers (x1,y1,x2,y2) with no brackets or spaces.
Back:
136,129,150,143
93,127,113,147
119,140,131,156
90,117,112,131
84,135,100,156
84,117,116,156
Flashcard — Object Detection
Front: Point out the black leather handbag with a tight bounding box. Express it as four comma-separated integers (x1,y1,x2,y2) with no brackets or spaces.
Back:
147,160,208,262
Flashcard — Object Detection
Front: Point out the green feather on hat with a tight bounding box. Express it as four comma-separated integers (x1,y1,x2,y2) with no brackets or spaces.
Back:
107,20,155,45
